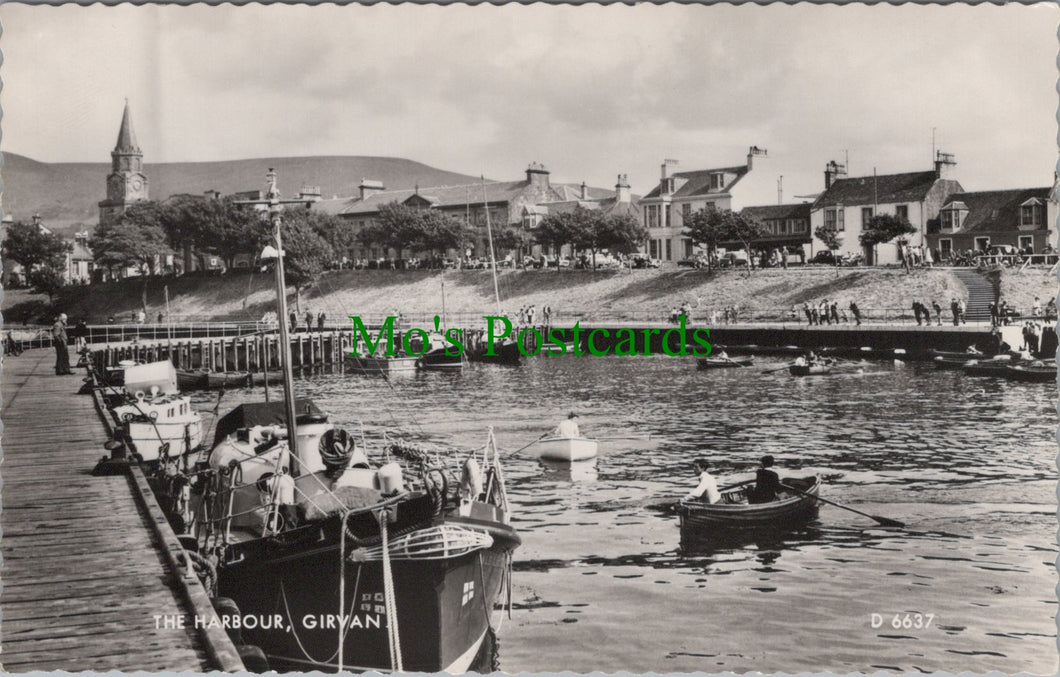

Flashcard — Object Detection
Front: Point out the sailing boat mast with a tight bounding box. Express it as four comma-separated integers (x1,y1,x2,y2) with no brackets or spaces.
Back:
482,177,502,317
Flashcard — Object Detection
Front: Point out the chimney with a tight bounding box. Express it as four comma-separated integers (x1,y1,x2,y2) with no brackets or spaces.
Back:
934,151,956,180
526,162,551,191
359,179,385,201
747,145,768,171
824,160,847,190
32,213,42,227
298,185,322,202
615,174,631,203
204,189,221,200
580,182,588,200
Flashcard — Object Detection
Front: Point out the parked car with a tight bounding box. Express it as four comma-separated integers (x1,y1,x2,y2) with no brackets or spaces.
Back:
809,250,838,265
719,251,749,267
629,254,659,269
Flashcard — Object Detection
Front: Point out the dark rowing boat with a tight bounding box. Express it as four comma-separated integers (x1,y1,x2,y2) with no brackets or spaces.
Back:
697,355,754,369
961,358,1013,377
789,363,833,376
678,476,821,531
934,356,972,370
1003,363,1056,382
467,339,522,365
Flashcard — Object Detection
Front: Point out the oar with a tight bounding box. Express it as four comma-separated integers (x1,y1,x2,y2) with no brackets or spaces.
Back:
510,432,550,458
781,481,904,528
595,433,652,441
718,354,748,367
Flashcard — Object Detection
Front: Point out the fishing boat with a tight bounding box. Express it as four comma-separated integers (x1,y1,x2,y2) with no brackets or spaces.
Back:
789,363,832,376
415,332,464,372
1003,362,1056,382
178,368,253,390
346,352,420,375
677,476,821,531
535,436,598,462
178,170,521,673
107,361,204,463
697,355,754,369
177,368,209,390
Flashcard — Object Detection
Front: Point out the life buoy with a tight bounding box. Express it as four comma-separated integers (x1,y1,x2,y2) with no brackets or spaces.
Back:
149,410,159,421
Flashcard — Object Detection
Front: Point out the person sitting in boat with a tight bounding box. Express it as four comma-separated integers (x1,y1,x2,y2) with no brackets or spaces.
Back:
749,455,783,504
685,459,721,504
794,351,818,368
554,412,580,438
715,348,729,360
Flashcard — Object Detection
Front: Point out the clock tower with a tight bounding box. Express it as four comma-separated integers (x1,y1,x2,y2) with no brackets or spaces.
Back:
98,100,149,225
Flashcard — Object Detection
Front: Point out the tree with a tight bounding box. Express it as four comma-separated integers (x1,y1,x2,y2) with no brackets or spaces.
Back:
89,217,171,276
603,213,649,257
30,264,66,302
814,225,843,277
162,197,268,271
536,206,594,271
278,212,334,311
682,208,737,273
3,221,71,278
720,214,770,274
860,214,916,273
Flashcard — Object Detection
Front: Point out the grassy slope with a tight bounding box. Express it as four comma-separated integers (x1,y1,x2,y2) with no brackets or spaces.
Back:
5,266,1001,324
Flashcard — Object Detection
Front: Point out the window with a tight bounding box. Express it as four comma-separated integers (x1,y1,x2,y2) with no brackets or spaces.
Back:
665,205,672,229
939,238,953,258
665,239,672,261
941,210,957,230
705,202,716,211
683,238,693,258
646,205,658,228
896,205,909,222
974,237,990,252
861,207,874,228
711,173,724,190
824,208,845,232
777,220,789,235
682,203,691,220
649,239,659,258
1021,202,1044,227
1018,235,1034,252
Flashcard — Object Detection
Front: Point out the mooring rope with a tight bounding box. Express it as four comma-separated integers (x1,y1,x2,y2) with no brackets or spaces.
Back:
379,509,403,672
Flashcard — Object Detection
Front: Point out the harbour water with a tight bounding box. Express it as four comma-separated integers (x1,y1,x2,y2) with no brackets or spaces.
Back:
193,355,1057,674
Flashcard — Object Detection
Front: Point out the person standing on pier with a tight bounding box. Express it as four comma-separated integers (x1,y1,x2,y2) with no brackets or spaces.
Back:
951,298,960,326
829,301,839,324
685,459,721,504
932,301,942,326
803,303,812,325
989,301,999,327
51,313,72,375
849,301,862,326
317,311,326,331
289,310,298,333
305,310,313,333
957,298,967,325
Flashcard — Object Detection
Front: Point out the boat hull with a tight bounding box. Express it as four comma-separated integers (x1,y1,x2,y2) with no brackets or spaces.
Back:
215,511,518,673
789,364,832,376
418,349,464,371
535,436,598,461
468,340,522,366
678,476,820,532
347,355,420,375
697,356,753,369
1003,365,1056,382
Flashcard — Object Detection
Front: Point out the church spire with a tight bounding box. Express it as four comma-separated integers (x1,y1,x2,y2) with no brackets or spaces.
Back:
114,99,140,154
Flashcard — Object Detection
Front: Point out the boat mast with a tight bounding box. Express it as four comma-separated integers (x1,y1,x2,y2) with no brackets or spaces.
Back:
482,177,502,316
242,169,302,471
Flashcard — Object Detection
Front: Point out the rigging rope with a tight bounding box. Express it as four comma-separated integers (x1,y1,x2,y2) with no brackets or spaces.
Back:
379,509,403,671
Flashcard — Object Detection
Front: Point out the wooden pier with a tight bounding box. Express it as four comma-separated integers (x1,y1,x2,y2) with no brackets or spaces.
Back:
0,350,239,671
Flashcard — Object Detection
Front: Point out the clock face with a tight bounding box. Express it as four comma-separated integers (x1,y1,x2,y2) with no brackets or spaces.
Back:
131,178,143,191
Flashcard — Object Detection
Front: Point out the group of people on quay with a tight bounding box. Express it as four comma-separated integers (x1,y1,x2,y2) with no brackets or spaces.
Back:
517,304,553,327
669,301,697,324
287,309,327,333
797,300,862,326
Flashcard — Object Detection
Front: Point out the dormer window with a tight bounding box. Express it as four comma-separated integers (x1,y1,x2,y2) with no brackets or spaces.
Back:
710,173,725,190
940,201,967,231
1020,198,1045,228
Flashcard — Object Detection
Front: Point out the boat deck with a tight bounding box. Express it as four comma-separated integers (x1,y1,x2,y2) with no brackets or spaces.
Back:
0,349,215,671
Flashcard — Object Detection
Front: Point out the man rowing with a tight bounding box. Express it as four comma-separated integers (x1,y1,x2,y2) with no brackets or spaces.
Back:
749,455,783,504
685,459,721,504
554,411,580,438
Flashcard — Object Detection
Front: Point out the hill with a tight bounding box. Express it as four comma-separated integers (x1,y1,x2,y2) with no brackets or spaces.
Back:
0,152,482,234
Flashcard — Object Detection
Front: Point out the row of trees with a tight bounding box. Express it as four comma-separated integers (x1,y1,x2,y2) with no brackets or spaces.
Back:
534,205,647,269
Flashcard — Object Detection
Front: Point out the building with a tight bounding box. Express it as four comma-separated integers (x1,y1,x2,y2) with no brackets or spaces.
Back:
520,175,639,259
639,147,770,264
927,187,1058,259
737,202,813,256
810,152,963,265
328,163,627,262
98,101,149,226
67,229,94,284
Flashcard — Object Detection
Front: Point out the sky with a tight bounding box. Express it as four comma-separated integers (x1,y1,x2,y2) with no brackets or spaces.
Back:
2,2,1057,206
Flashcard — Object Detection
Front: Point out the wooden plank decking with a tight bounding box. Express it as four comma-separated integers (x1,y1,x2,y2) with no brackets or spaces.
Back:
1,349,214,671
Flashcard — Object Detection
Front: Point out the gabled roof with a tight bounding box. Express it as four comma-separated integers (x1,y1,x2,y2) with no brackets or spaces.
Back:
941,187,1052,233
337,179,563,216
740,203,812,222
642,165,750,200
114,101,141,154
814,171,953,208
312,197,353,216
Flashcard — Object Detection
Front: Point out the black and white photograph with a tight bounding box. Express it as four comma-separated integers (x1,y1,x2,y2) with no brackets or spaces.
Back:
0,2,1057,674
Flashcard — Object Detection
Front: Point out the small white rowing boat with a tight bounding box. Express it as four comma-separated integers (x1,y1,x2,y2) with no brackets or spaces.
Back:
536,436,598,461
